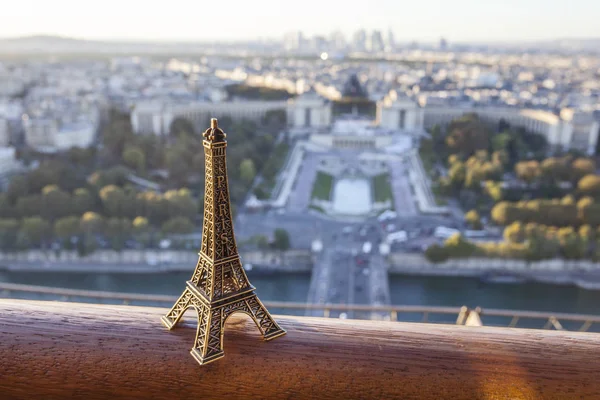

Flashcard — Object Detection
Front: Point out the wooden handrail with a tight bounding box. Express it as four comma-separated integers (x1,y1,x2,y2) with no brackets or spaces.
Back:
1,299,600,399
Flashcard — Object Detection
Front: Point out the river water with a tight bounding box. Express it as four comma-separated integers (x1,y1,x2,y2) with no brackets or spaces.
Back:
2,270,600,326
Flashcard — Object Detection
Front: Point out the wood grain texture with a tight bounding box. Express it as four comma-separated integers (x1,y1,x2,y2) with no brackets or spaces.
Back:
1,300,599,400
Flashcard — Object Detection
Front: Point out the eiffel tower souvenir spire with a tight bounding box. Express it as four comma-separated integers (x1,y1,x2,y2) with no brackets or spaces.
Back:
161,118,286,365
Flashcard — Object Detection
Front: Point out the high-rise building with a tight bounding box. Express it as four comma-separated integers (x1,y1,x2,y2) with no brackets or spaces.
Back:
439,37,448,50
352,29,367,51
283,31,305,51
385,29,396,52
367,30,385,52
329,30,347,51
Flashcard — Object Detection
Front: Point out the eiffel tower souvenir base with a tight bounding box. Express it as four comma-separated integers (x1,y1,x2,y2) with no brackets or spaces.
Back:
161,118,285,365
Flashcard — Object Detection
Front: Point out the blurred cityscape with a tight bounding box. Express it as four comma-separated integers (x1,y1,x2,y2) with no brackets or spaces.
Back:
1,28,600,323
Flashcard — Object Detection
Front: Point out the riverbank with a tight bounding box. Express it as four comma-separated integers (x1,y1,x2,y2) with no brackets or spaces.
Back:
0,249,313,274
388,252,600,289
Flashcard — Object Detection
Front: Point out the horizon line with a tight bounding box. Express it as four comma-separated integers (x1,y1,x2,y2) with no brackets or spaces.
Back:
1,33,599,45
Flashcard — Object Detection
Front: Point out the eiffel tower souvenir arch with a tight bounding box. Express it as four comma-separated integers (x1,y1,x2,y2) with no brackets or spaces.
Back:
161,118,286,365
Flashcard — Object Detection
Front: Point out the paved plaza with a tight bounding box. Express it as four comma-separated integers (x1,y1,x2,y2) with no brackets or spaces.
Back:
332,178,371,215
389,159,418,217
286,152,322,213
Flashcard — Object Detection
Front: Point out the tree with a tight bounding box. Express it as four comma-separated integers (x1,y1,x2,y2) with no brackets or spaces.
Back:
579,224,593,243
80,212,104,235
504,222,524,243
239,158,257,184
424,244,449,263
515,160,540,183
448,161,466,189
444,233,476,258
161,217,194,234
492,132,512,152
122,146,146,173
491,202,519,226
133,216,149,232
558,227,585,259
561,195,575,205
540,157,571,182
169,117,195,138
0,219,19,250
54,216,81,237
15,195,42,218
19,217,51,247
578,196,594,209
28,159,82,192
54,216,81,249
73,188,95,215
484,181,503,202
132,216,151,247
465,209,482,230
273,228,291,251
571,158,596,183
255,235,269,250
578,174,600,198
41,185,72,221
99,185,127,217
101,110,134,159
165,148,191,186
0,194,14,218
6,175,29,202
106,218,132,251
66,146,95,168
138,191,169,226
164,189,197,220
445,113,490,157
88,166,129,189
580,204,600,226
491,150,508,168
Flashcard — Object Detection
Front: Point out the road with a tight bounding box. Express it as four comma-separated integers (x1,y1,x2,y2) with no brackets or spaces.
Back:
389,159,418,217
235,210,349,249
306,219,390,319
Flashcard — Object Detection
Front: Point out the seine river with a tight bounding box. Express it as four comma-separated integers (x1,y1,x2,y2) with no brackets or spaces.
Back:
2,270,600,327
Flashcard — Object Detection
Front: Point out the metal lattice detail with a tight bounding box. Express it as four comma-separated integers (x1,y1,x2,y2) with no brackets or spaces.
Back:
245,295,282,336
161,118,285,365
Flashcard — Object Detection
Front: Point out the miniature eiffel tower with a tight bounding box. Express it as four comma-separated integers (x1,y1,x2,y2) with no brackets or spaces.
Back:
161,118,286,365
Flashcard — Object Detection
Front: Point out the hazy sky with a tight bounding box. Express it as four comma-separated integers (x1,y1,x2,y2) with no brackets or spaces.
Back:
2,0,598,42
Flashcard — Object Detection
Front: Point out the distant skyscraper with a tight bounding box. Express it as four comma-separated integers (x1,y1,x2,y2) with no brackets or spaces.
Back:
312,35,328,52
367,30,384,52
353,29,367,51
439,37,448,50
385,29,395,52
283,31,305,51
329,30,347,51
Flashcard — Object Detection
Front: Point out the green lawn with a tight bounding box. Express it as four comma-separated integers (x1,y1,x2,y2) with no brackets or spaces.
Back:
308,204,326,213
373,173,394,203
257,141,291,199
311,172,334,201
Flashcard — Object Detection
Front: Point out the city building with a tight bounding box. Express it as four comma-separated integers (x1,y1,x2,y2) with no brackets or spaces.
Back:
422,104,599,153
0,118,9,146
377,90,424,133
560,109,600,155
385,29,395,52
367,30,385,53
23,116,96,152
131,99,288,135
309,117,409,150
283,31,306,52
0,73,25,97
352,30,367,51
286,90,332,131
0,147,24,189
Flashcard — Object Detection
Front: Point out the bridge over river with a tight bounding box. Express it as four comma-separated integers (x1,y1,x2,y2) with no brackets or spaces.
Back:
306,220,391,319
